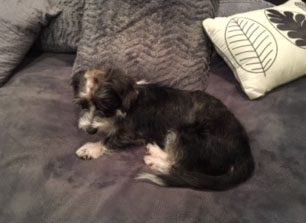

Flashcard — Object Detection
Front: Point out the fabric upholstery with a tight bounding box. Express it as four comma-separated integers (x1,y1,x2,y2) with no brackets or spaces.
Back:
0,0,60,87
0,53,305,222
73,0,218,91
218,0,274,17
204,0,306,99
36,0,85,53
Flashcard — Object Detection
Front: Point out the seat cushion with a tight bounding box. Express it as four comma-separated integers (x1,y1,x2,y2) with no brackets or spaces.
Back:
0,0,60,87
0,53,305,223
218,0,274,17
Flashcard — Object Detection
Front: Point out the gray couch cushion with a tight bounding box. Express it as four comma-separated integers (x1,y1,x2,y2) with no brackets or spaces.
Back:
1,53,305,222
36,0,85,53
73,0,218,91
0,0,60,87
218,0,274,17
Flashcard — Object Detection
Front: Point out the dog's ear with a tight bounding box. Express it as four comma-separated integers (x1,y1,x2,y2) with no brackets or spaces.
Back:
121,88,138,111
104,68,138,111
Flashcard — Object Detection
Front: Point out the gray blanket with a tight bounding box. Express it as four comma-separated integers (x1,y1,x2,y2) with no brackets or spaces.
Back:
0,53,305,223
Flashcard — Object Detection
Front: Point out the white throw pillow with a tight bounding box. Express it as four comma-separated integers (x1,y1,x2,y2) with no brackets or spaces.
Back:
203,0,306,99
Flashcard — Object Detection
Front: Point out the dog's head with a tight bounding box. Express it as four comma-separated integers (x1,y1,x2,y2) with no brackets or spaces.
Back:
72,68,138,134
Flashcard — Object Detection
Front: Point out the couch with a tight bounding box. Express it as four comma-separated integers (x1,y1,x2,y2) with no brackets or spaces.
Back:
1,0,306,223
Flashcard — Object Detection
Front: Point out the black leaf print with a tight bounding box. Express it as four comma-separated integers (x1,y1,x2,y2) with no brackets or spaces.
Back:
265,9,306,48
225,17,277,76
295,2,306,12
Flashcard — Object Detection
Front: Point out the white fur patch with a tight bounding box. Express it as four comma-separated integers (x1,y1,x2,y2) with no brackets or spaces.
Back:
144,155,171,173
137,143,172,186
78,105,115,134
76,142,107,160
79,92,88,98
79,79,94,99
144,143,171,174
146,143,168,160
79,70,100,99
78,106,95,130
135,173,166,186
116,109,126,118
136,79,149,85
91,117,114,133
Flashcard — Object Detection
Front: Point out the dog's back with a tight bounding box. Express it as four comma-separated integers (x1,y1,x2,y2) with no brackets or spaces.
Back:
133,84,255,190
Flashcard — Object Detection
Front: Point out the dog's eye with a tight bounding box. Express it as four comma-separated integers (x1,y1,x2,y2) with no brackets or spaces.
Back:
95,110,105,117
78,100,89,110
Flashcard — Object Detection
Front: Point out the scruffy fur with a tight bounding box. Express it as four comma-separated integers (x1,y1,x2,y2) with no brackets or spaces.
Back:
72,68,255,191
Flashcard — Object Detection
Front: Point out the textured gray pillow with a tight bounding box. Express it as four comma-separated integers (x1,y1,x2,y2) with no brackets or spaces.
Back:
73,0,218,91
0,0,60,87
36,0,85,53
218,0,274,17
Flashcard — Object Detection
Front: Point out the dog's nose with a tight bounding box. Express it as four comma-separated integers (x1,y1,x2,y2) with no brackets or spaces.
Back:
86,127,98,135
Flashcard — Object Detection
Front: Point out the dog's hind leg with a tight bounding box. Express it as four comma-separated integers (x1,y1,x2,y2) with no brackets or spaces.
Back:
144,143,171,173
146,143,168,160
137,132,177,185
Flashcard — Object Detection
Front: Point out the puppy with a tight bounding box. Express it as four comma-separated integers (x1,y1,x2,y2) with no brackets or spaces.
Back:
72,68,255,190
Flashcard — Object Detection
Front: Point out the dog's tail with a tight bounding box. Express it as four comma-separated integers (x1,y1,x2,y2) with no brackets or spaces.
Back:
136,157,254,191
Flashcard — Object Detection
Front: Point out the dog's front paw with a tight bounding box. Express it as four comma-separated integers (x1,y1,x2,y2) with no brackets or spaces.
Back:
76,142,107,160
